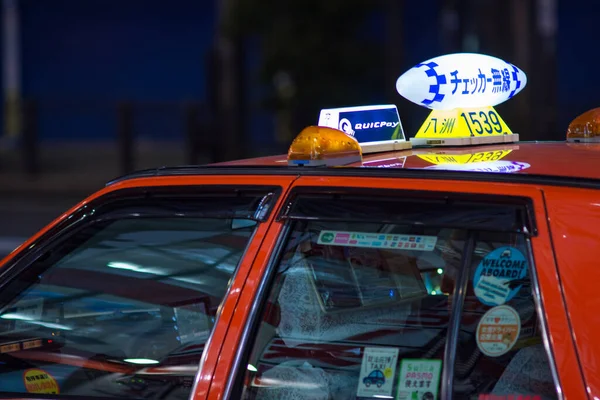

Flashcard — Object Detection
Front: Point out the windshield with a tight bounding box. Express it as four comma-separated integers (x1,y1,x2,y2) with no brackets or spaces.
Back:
0,217,256,399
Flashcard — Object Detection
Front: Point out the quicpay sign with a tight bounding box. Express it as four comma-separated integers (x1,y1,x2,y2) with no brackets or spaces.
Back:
318,104,406,143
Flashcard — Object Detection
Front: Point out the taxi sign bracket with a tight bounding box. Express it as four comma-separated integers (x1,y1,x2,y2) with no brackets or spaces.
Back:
411,134,520,147
359,140,412,152
566,137,600,143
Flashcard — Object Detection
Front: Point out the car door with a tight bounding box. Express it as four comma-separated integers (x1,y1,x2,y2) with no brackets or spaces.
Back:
211,175,585,400
543,185,600,399
0,174,297,400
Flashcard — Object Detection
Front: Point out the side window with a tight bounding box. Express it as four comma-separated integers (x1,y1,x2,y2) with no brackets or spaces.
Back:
238,194,558,400
0,216,257,399
455,232,556,400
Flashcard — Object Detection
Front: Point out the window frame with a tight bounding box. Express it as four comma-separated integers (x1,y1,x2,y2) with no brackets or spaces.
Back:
224,186,563,400
278,186,537,234
0,184,281,400
0,185,280,284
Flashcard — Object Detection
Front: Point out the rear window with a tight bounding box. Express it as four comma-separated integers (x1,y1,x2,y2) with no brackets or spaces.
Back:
238,191,559,400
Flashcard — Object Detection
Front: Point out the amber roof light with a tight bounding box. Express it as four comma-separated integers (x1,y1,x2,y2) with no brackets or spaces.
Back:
567,107,600,142
287,126,362,167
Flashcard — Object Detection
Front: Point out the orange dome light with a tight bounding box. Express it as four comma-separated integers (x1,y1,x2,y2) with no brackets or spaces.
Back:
567,107,600,142
287,126,362,166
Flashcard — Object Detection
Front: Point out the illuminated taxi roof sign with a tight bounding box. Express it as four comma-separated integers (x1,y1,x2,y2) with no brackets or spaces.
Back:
396,53,527,146
317,104,411,153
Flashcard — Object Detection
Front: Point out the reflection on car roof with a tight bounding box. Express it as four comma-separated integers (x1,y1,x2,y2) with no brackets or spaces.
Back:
214,142,600,181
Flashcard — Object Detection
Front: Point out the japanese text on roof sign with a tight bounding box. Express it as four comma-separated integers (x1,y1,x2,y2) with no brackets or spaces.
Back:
396,53,527,111
421,109,505,136
417,62,523,107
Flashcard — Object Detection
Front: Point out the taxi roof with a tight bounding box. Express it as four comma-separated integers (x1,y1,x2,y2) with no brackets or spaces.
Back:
213,141,600,181
108,141,600,189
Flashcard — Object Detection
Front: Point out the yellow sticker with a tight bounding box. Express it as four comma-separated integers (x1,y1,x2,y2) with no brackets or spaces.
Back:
417,149,512,165
23,368,60,394
384,367,393,379
415,106,512,138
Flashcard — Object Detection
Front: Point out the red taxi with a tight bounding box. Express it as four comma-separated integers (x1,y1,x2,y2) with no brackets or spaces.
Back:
0,54,597,400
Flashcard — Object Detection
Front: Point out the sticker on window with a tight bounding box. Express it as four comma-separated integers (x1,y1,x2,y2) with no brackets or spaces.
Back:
473,247,528,306
476,305,521,357
174,302,211,344
23,368,59,394
396,358,441,400
317,231,437,251
357,347,399,397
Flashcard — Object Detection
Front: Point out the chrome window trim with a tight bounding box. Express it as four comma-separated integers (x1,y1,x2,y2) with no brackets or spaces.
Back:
440,231,476,400
188,227,259,400
525,237,564,400
222,223,292,400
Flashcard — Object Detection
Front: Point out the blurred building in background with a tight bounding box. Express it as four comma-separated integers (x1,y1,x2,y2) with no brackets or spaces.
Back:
0,0,597,248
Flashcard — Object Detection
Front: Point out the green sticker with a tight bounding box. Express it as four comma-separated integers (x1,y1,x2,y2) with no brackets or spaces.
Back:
396,359,441,400
319,232,335,243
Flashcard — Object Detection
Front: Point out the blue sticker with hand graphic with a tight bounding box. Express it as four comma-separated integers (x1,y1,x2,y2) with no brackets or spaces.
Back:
473,247,528,306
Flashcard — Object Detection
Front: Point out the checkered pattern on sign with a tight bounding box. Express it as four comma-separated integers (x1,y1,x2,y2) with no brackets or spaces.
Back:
415,62,447,106
508,64,522,99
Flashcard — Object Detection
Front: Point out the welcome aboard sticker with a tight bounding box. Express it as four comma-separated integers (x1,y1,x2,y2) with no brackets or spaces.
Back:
473,247,528,306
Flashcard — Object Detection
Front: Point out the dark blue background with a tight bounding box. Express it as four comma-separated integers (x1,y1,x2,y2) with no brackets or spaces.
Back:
0,0,592,144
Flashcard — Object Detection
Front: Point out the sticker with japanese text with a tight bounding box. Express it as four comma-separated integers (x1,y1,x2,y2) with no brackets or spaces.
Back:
473,247,528,306
318,231,437,252
396,358,441,400
476,305,521,357
357,347,399,398
23,368,59,394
